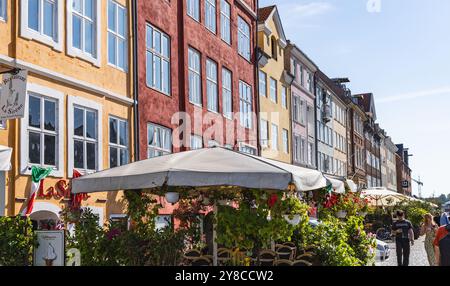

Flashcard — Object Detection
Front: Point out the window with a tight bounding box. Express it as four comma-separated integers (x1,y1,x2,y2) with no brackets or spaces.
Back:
239,81,252,129
222,68,232,119
308,142,314,166
259,70,267,97
269,78,277,103
146,24,171,95
260,119,268,148
190,134,203,150
307,72,313,93
187,0,200,21
155,215,172,231
205,0,216,33
300,137,306,163
188,48,201,105
20,0,63,50
22,86,64,177
282,129,288,154
300,66,304,87
68,0,100,65
271,124,278,151
208,140,220,147
237,16,250,60
148,123,172,158
239,144,256,155
300,99,306,125
220,0,230,44
293,135,300,162
281,86,287,109
0,0,6,21
271,37,277,60
293,96,299,122
108,0,127,71
72,106,99,172
206,59,218,112
109,117,128,168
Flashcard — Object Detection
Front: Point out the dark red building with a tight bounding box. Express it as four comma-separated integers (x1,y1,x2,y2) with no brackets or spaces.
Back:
136,0,258,161
396,144,413,196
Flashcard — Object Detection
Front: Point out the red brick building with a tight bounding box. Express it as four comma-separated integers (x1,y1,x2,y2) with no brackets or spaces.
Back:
396,144,412,196
136,0,258,160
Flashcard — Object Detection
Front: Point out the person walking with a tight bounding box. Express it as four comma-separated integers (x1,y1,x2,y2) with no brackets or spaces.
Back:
440,209,450,226
420,213,438,266
434,224,450,266
392,210,415,266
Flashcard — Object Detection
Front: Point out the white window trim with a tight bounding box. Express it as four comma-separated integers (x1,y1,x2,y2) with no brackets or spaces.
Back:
66,0,102,67
20,83,64,177
220,0,231,45
187,0,200,22
107,0,128,72
206,58,218,113
68,95,103,178
20,0,64,51
147,122,172,157
205,0,217,34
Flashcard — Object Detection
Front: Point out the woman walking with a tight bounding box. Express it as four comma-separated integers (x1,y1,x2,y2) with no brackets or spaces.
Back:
420,213,438,266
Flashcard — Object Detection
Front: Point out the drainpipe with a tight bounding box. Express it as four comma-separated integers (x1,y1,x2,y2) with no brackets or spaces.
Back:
132,0,140,161
313,73,319,170
254,0,261,156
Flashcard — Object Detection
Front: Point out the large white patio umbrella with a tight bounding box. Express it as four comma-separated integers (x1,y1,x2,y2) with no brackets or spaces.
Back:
361,188,409,207
72,147,329,265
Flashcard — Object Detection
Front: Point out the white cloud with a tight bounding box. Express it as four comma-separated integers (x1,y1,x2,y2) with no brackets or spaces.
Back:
377,87,450,103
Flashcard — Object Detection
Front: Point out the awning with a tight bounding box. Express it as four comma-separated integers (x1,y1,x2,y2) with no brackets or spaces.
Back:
0,145,12,171
72,147,328,194
346,179,358,193
324,175,346,194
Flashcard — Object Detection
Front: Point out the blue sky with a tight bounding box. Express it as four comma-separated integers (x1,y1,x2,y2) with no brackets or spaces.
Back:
259,0,450,198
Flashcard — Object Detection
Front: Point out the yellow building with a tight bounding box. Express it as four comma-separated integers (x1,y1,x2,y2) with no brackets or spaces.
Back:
0,0,134,227
257,5,292,163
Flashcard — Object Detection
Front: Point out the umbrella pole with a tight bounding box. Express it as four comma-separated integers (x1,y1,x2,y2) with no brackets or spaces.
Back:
213,202,218,266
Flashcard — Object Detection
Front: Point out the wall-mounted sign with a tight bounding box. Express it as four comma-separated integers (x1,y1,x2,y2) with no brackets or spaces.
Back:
0,70,27,120
36,179,90,201
402,180,409,188
34,230,65,266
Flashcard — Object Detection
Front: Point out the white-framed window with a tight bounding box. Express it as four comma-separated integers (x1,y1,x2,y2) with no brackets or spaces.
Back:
222,67,232,119
239,80,252,129
0,0,7,21
148,123,172,158
190,134,203,150
300,65,304,87
239,143,256,155
293,95,299,122
282,129,288,154
300,137,306,163
259,70,267,97
20,0,63,50
300,99,306,125
260,119,268,148
67,0,101,66
269,77,277,103
205,0,216,33
155,215,172,231
20,83,64,177
107,0,127,71
188,47,202,105
109,116,128,168
281,86,287,109
220,0,231,45
293,135,300,163
237,16,250,61
68,96,103,177
206,59,218,112
146,24,171,95
271,123,278,151
308,142,314,166
187,0,200,21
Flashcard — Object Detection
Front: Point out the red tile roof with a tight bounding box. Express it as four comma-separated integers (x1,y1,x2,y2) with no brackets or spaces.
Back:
258,6,276,22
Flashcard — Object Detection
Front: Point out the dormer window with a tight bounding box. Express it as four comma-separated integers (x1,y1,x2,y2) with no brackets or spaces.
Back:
271,36,277,60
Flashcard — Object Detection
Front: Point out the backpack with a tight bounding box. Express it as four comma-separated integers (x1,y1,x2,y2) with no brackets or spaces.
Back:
439,225,450,266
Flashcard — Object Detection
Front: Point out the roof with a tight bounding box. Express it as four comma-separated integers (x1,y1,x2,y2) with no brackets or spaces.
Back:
258,6,276,22
316,69,346,99
354,93,377,120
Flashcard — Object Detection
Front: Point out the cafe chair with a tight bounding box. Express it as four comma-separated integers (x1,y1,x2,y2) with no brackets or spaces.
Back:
191,256,212,266
258,250,277,266
276,245,293,260
292,259,313,267
273,259,293,266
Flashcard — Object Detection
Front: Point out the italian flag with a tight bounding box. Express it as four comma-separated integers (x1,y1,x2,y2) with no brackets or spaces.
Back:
23,166,52,216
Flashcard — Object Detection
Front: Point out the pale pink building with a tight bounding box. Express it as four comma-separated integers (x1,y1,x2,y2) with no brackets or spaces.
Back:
285,42,318,168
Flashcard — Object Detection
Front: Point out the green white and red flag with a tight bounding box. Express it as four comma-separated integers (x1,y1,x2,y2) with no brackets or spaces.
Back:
22,166,52,216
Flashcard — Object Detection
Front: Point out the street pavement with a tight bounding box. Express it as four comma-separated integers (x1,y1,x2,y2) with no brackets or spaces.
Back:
376,236,430,266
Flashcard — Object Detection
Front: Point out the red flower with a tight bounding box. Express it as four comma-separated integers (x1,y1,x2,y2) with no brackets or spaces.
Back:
267,194,278,208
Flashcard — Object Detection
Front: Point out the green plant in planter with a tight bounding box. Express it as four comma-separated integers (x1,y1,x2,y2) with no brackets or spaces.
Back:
0,216,36,266
344,216,376,265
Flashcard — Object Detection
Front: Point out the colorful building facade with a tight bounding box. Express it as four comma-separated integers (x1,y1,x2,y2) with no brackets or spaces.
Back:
257,5,291,163
285,42,317,169
0,0,135,227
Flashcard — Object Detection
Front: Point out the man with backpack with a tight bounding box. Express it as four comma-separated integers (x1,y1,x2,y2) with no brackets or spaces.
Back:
434,224,450,266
